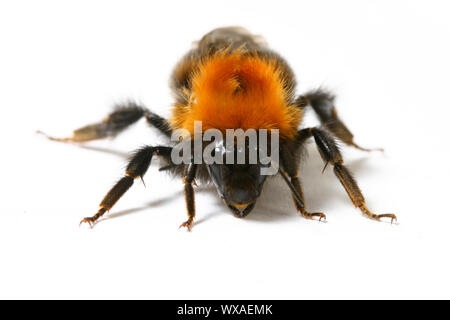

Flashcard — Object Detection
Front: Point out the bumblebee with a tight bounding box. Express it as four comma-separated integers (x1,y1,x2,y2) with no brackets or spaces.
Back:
41,27,396,230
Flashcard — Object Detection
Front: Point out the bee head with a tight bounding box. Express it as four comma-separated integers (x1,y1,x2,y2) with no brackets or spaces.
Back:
207,162,268,217
204,135,274,217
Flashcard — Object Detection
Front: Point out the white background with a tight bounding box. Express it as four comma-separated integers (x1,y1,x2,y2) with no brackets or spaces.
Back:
1,0,449,299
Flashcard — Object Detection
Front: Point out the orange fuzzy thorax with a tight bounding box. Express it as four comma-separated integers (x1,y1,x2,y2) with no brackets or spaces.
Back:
169,51,302,139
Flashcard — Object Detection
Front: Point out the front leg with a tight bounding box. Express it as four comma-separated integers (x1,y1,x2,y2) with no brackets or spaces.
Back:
279,169,326,222
179,163,198,231
279,136,326,222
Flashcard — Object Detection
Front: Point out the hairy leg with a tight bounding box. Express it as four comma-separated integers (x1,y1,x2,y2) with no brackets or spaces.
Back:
279,168,326,221
145,111,173,137
299,89,383,152
179,163,198,231
309,127,396,222
80,145,173,226
38,102,147,142
38,102,172,142
279,133,326,221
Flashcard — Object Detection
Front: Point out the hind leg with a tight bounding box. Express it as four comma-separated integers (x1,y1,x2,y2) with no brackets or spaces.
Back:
38,102,147,142
39,102,174,142
145,111,173,138
298,89,382,152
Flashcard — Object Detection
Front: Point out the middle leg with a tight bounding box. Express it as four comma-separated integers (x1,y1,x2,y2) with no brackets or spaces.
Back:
309,127,396,222
79,145,173,226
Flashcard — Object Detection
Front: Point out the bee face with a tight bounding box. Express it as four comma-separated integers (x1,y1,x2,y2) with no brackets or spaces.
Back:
207,163,267,217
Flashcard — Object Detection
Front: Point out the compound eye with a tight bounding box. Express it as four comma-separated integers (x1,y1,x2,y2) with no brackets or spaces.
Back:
207,164,225,197
256,164,269,193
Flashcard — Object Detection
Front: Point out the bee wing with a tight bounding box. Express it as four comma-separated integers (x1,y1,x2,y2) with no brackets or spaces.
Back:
193,26,269,52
